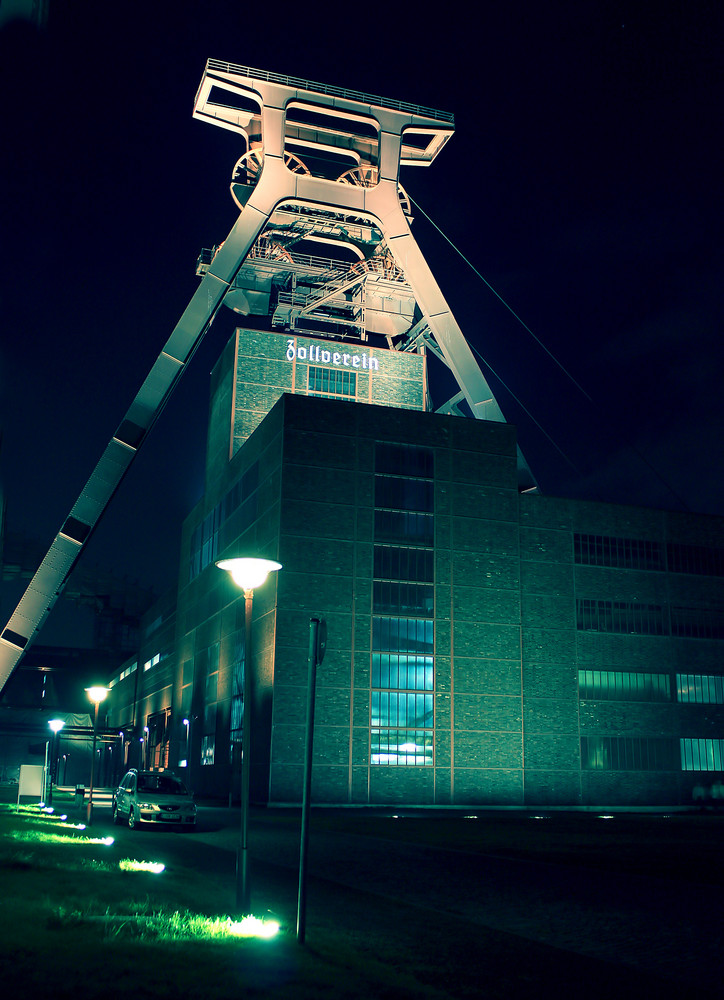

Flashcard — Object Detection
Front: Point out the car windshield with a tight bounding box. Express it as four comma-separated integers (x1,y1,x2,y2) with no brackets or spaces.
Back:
136,775,188,795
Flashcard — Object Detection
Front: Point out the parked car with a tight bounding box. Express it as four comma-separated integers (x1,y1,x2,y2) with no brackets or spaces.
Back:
112,769,196,829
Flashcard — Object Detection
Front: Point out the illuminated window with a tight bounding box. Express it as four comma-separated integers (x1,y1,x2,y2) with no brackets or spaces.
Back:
230,633,245,745
677,674,724,704
680,738,724,771
307,366,356,398
371,443,435,766
143,653,161,672
200,734,215,766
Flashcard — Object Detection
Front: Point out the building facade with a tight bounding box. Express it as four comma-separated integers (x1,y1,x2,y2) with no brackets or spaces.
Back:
108,326,724,808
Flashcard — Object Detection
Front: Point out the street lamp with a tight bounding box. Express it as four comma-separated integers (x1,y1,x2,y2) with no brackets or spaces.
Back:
46,718,65,805
85,686,109,825
216,556,281,913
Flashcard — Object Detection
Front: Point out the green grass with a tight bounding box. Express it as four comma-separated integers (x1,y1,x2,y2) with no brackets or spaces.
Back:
0,801,450,1000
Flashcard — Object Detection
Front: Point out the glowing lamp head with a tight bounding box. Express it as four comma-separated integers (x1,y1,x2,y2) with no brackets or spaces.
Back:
85,686,110,705
48,719,65,734
216,557,282,591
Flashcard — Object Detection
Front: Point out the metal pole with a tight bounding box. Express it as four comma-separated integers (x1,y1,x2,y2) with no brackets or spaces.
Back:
47,732,58,805
43,740,50,804
297,616,320,943
86,702,99,825
237,588,254,913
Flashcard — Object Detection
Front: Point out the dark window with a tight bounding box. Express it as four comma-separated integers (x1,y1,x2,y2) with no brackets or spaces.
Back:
374,546,434,582
668,542,724,577
574,533,664,571
374,509,434,546
189,461,259,581
671,606,724,640
375,476,433,513
373,581,434,616
578,669,671,702
375,443,433,478
576,599,668,635
581,736,679,771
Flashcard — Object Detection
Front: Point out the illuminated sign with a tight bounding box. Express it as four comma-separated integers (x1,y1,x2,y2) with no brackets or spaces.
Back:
286,338,379,371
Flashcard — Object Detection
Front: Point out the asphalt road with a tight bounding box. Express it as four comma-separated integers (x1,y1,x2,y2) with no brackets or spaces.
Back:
89,803,721,996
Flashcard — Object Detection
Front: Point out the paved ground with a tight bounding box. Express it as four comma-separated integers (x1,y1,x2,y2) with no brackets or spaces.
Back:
183,807,723,997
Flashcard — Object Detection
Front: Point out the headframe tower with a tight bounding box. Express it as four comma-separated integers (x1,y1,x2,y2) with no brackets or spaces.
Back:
0,63,535,694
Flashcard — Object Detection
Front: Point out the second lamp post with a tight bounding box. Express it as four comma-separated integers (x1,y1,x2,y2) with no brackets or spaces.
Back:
216,556,281,914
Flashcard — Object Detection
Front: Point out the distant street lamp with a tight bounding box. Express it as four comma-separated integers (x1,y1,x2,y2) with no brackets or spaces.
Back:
216,556,282,913
46,718,65,805
85,686,109,825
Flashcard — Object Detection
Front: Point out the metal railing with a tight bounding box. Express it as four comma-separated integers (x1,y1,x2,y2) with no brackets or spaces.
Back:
204,59,455,124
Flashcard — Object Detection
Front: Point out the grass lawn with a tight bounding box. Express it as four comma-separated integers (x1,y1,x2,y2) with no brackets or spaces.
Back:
0,799,448,1000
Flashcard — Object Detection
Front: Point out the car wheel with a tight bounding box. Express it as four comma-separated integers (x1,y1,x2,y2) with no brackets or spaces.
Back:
128,806,137,829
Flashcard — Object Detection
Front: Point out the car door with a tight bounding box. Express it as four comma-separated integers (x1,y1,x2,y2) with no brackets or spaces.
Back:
117,773,136,818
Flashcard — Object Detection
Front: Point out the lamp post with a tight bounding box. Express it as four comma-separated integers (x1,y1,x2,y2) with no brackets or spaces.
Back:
46,719,65,806
85,686,109,825
181,718,190,768
216,556,281,914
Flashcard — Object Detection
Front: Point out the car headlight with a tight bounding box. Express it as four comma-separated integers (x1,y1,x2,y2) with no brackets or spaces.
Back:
137,801,155,810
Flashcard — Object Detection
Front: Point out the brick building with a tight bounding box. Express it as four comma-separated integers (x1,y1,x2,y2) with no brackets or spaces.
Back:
108,325,724,807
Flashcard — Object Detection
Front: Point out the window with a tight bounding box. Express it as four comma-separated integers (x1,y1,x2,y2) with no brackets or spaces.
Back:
308,366,357,398
373,581,433,616
573,532,724,577
574,533,663,571
189,462,259,581
229,633,245,745
374,509,433,546
578,670,671,702
671,606,724,640
668,542,724,578
374,545,434,582
581,736,678,771
375,476,433,513
576,599,667,635
680,739,724,771
677,674,724,704
375,443,433,478
147,710,170,769
371,444,435,766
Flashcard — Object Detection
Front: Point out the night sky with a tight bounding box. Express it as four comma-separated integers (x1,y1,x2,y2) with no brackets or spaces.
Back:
1,1,722,607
